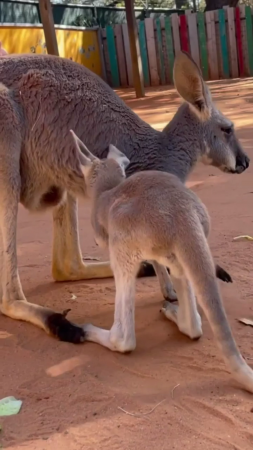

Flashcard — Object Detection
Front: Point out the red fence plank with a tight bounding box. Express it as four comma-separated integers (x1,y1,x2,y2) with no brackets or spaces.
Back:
180,15,189,53
235,6,244,77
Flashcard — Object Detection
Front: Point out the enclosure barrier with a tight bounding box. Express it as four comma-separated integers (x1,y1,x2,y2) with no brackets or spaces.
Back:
0,24,103,78
0,5,253,89
101,5,253,88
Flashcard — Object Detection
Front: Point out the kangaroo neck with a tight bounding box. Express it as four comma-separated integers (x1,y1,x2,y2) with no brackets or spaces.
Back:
91,103,203,184
125,132,202,183
160,132,201,183
145,103,203,182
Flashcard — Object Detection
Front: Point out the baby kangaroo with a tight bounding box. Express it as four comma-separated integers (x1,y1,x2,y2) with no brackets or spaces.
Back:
71,131,253,394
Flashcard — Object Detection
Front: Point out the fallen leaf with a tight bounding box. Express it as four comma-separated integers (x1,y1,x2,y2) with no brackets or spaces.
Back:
232,235,253,242
0,397,22,417
70,294,77,300
238,318,253,327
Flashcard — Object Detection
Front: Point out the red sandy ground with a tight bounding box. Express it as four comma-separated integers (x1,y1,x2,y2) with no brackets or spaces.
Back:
1,80,253,450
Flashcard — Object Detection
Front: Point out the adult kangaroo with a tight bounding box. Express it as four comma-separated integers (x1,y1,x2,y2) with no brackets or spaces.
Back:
0,51,249,342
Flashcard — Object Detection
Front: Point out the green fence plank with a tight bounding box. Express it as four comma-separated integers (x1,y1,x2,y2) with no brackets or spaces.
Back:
218,9,230,78
106,25,120,87
197,12,208,80
164,16,174,83
139,20,150,86
245,6,253,76
156,18,166,84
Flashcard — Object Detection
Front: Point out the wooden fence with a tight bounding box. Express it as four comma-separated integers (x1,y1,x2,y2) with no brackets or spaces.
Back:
101,5,253,88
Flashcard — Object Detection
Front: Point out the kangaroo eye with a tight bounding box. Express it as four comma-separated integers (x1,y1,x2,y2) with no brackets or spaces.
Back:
221,126,232,135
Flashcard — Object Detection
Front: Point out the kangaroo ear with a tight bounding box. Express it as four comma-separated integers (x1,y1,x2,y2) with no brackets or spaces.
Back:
70,130,97,162
173,51,211,120
70,129,93,177
107,144,130,172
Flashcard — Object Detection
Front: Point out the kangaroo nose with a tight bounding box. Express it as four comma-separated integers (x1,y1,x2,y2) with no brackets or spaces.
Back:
244,155,250,168
236,154,250,173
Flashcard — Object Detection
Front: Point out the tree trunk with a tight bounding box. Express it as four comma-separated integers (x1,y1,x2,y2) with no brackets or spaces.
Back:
39,0,59,55
124,0,145,98
205,0,238,11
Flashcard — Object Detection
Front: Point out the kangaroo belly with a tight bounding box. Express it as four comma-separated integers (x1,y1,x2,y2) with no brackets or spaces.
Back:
20,183,65,212
40,185,65,208
20,160,65,212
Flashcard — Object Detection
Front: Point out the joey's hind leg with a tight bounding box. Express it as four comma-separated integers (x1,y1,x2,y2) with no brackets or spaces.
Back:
82,253,138,353
52,193,113,281
161,263,202,339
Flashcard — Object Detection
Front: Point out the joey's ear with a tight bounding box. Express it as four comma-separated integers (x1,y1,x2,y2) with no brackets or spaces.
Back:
107,144,130,172
70,130,93,177
70,130,97,161
79,154,92,178
173,51,211,120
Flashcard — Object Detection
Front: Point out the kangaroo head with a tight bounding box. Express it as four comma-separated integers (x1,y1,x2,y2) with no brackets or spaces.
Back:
173,51,249,174
70,130,129,196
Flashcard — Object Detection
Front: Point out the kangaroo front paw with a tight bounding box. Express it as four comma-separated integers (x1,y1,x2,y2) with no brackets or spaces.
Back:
161,300,178,323
164,289,178,303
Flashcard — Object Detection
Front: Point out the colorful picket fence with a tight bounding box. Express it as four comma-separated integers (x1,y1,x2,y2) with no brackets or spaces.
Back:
101,5,253,88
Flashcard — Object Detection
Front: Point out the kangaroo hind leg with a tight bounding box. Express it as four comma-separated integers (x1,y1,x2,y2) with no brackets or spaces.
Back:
0,132,85,342
82,247,139,353
0,190,85,342
52,193,113,281
175,224,253,393
161,259,202,340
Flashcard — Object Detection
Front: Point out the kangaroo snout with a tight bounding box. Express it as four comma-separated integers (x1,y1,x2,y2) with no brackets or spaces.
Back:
235,154,250,174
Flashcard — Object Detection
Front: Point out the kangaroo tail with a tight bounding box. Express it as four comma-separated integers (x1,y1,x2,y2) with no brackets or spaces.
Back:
174,216,253,393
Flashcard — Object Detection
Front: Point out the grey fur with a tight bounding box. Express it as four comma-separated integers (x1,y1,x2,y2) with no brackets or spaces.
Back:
72,137,253,393
0,51,249,341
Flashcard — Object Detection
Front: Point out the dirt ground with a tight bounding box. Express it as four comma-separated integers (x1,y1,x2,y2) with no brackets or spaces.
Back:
1,79,253,450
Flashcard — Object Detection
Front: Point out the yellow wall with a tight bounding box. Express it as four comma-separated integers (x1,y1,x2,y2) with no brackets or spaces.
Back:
0,27,102,77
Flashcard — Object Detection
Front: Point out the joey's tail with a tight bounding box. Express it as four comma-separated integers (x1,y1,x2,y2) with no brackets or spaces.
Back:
175,217,253,393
